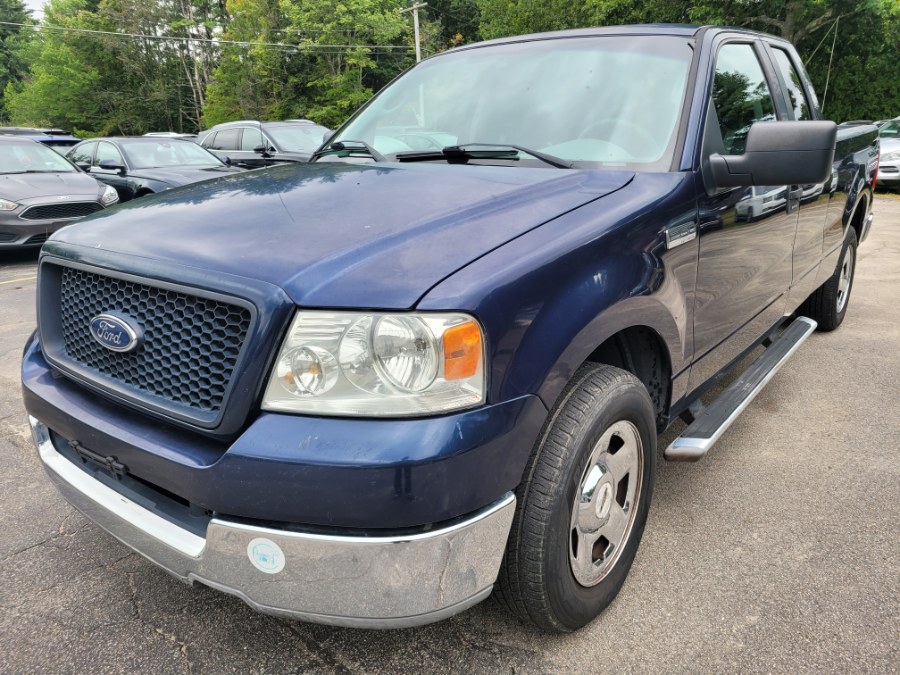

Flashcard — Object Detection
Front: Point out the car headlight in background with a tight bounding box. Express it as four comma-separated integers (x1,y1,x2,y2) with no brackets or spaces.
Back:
262,311,486,416
881,150,900,162
100,185,119,206
0,198,18,211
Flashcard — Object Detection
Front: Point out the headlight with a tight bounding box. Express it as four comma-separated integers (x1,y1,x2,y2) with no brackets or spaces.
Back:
262,311,486,416
100,185,119,206
882,150,900,162
0,198,18,211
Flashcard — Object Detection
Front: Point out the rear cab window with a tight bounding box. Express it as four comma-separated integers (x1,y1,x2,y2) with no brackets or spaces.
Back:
770,48,812,121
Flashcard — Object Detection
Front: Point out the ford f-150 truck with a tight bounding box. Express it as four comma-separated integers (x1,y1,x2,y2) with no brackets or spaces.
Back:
22,25,878,632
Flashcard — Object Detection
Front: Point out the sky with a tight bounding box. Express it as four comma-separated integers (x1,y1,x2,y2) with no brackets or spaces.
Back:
24,0,44,16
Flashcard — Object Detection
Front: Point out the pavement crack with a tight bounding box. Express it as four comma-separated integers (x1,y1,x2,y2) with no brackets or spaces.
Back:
127,572,197,675
286,624,358,674
0,522,91,563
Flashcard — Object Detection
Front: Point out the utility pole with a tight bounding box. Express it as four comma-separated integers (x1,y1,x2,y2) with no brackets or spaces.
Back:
399,2,427,62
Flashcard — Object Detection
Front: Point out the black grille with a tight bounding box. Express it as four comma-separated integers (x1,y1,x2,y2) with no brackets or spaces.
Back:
21,202,102,221
26,233,49,245
59,267,252,414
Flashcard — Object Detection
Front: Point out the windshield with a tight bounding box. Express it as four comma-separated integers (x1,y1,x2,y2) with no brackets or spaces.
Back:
0,140,77,173
266,125,330,153
880,120,900,138
333,36,693,169
121,140,224,169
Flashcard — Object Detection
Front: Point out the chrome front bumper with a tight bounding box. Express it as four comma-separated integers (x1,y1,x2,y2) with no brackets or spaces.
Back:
30,416,516,628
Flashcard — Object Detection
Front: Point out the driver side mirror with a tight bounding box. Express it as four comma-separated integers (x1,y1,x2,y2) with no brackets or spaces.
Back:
97,159,126,175
709,121,837,187
253,145,274,157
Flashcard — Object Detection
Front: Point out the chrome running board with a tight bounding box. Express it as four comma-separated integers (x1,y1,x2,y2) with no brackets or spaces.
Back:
665,317,817,462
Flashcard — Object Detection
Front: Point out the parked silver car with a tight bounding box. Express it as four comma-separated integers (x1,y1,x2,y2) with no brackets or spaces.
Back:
878,119,900,189
0,137,118,248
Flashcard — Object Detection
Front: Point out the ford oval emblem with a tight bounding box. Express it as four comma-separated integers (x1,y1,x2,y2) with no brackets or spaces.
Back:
89,313,142,353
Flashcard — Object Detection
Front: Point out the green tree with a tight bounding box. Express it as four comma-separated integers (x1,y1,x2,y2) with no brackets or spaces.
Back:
279,0,412,128
203,0,291,126
0,0,31,118
3,0,107,130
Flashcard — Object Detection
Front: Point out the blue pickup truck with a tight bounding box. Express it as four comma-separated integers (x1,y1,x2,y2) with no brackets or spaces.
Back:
22,25,877,632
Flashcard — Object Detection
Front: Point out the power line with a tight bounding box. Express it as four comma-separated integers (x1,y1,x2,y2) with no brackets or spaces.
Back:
0,21,416,51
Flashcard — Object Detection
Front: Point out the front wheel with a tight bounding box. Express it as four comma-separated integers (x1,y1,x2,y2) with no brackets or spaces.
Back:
496,364,656,632
799,229,857,331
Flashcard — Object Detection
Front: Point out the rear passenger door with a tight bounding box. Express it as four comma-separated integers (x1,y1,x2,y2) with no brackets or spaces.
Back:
766,44,830,306
689,40,800,391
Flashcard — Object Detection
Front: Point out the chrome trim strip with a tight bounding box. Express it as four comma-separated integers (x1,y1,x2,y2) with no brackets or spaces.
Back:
665,317,817,461
30,415,206,558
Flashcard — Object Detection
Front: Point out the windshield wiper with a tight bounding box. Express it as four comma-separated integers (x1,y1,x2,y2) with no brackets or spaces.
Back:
395,144,573,169
310,140,386,162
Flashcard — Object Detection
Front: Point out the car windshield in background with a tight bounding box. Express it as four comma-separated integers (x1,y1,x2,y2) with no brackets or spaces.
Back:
879,120,900,138
0,140,77,174
266,125,330,153
332,36,693,169
121,140,223,169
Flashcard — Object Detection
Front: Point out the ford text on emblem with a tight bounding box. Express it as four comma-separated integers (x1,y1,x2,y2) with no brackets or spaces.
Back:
89,313,142,353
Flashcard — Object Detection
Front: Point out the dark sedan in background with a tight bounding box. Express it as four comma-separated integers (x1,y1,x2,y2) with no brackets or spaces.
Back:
197,120,331,167
0,127,81,155
0,137,118,248
66,137,242,202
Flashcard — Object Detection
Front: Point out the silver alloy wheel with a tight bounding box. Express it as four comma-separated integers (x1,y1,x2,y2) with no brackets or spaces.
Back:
569,420,643,587
836,245,855,313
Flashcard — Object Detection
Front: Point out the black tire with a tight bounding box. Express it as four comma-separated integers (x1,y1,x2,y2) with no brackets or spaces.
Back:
799,229,857,332
495,363,656,632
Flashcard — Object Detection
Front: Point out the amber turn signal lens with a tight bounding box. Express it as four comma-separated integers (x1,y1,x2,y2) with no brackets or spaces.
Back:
442,320,482,380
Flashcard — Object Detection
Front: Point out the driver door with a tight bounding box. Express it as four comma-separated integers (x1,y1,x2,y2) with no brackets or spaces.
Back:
688,41,800,390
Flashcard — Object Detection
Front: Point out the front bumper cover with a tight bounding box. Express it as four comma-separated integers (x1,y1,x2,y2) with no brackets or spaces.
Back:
31,415,515,628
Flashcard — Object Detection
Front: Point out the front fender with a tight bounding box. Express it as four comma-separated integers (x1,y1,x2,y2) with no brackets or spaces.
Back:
420,172,697,409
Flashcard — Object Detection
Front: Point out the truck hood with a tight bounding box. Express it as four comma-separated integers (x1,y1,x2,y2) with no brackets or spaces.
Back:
50,162,633,308
0,171,102,200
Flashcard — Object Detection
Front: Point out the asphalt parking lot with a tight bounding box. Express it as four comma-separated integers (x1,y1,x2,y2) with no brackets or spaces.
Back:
1,195,898,674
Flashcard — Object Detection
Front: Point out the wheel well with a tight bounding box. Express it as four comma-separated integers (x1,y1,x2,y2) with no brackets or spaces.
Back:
585,326,671,432
850,194,867,242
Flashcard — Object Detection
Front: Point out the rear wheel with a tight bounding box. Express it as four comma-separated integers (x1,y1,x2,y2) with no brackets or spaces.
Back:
799,229,857,331
496,364,656,632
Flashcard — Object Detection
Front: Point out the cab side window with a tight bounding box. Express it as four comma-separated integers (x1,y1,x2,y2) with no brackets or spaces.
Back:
711,43,777,155
771,48,811,121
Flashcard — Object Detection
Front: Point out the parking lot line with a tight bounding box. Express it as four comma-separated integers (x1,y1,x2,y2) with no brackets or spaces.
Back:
0,275,37,285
